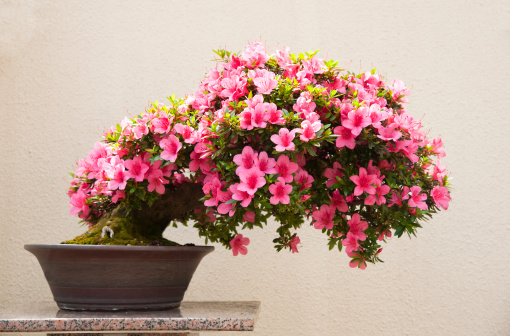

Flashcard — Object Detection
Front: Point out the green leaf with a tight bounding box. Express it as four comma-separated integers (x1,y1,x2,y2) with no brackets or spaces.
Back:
306,146,317,156
394,225,405,237
328,239,336,251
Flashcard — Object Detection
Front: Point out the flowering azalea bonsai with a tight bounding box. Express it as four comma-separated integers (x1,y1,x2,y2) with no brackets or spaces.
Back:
66,42,451,269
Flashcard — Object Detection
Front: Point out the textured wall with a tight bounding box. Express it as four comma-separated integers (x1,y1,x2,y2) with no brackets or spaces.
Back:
1,1,509,335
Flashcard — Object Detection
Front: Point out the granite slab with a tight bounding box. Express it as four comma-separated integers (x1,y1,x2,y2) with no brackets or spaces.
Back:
0,301,260,333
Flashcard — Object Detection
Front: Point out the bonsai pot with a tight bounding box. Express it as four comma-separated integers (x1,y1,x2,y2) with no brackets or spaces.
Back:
25,244,214,311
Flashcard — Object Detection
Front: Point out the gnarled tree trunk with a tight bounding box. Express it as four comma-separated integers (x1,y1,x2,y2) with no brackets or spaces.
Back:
63,183,205,246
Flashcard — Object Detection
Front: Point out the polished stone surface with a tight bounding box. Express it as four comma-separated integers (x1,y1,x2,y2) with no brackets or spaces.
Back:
0,301,260,333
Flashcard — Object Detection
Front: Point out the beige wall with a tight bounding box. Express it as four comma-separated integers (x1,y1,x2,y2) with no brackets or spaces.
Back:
1,1,509,335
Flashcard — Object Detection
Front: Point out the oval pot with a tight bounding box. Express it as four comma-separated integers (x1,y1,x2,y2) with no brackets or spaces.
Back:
25,244,214,311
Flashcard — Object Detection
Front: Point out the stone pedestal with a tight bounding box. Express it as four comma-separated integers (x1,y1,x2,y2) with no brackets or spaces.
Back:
0,301,260,335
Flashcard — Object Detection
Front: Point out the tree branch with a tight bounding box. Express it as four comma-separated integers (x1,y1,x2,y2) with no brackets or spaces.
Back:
130,182,205,232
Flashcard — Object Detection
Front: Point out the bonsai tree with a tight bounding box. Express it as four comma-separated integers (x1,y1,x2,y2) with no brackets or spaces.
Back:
67,42,451,269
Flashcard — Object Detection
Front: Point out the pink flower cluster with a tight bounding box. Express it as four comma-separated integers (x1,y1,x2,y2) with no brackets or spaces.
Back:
68,105,199,221
201,144,314,218
69,41,451,269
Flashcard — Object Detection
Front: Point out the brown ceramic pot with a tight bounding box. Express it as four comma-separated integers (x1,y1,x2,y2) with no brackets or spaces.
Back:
25,244,214,311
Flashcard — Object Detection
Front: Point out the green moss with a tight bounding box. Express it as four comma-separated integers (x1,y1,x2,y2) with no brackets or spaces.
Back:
62,216,179,246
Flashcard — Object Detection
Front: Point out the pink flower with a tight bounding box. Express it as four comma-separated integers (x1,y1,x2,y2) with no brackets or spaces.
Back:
269,179,293,205
243,211,256,223
294,169,314,190
230,234,250,256
304,112,320,124
220,75,247,101
245,93,265,109
239,110,253,130
173,172,190,185
431,186,450,210
347,250,367,270
300,194,311,202
266,104,285,125
333,126,356,149
107,164,129,191
297,120,322,142
69,190,89,217
391,112,416,131
133,119,149,139
124,156,149,182
109,190,124,203
302,57,325,74
377,125,402,141
270,128,297,152
274,155,299,183
364,181,391,206
431,160,447,185
253,71,278,94
151,117,171,134
255,151,277,174
378,230,392,241
251,103,270,128
401,140,420,163
237,167,266,195
388,190,403,207
227,54,244,70
368,104,386,126
242,41,269,68
350,167,377,196
174,123,198,144
431,137,446,158
234,146,257,171
275,47,292,66
290,236,300,253
341,232,359,253
401,186,410,201
293,92,316,116
312,204,336,230
147,170,169,194
296,152,306,167
330,189,348,212
217,202,235,216
160,135,182,163
343,107,372,136
366,160,382,178
189,151,212,173
161,164,176,180
347,214,368,241
390,79,410,102
326,76,348,94
229,183,254,207
324,162,344,188
203,177,231,207
408,186,428,210
144,157,161,176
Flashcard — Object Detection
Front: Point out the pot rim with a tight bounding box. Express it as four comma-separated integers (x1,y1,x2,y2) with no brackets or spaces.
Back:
24,243,215,252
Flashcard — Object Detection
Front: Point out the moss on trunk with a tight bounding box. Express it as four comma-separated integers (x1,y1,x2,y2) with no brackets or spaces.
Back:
62,215,178,246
